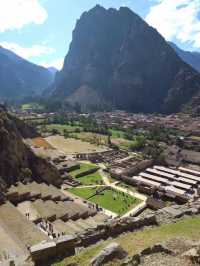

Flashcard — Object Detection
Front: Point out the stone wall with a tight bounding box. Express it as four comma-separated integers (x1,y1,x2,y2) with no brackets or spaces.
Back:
110,160,153,179
30,235,78,264
28,199,200,265
75,167,99,178
29,215,156,264
77,214,157,247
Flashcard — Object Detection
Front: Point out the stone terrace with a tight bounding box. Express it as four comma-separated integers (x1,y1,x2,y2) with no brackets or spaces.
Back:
0,202,49,260
0,181,109,264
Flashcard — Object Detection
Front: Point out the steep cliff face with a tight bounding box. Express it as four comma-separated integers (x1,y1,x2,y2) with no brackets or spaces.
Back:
0,46,54,101
0,107,61,187
53,5,200,114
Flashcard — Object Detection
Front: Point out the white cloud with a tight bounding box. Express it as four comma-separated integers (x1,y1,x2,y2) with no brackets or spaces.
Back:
0,0,47,32
40,58,64,70
146,0,200,48
0,42,55,59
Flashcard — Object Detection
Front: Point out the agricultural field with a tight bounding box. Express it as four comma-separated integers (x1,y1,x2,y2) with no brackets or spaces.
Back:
68,187,141,215
111,138,135,150
21,102,44,111
54,216,200,266
70,132,109,146
44,124,83,134
45,135,109,154
109,128,126,139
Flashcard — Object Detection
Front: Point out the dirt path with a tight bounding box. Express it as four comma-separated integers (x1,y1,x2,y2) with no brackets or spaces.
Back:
98,168,147,217
99,169,147,201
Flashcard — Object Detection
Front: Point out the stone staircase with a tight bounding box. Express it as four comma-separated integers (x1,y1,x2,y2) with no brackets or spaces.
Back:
52,213,108,237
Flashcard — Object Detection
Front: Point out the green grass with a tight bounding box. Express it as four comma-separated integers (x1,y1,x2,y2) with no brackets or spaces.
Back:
54,216,200,266
77,172,103,185
68,187,96,199
68,187,141,215
91,189,140,215
45,124,83,134
21,103,44,110
70,132,108,146
109,128,126,139
69,163,98,177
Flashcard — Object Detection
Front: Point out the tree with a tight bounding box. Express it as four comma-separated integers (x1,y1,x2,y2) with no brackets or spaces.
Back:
63,129,69,139
107,135,112,146
52,128,59,135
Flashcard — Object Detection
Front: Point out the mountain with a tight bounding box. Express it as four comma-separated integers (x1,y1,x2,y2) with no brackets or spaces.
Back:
0,46,54,101
0,105,61,188
48,67,58,75
170,42,200,73
52,5,200,114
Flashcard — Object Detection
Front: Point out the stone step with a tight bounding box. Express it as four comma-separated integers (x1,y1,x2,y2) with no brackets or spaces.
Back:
93,213,108,223
0,202,48,249
75,219,91,230
82,217,97,228
17,201,41,222
32,200,56,221
52,219,74,235
65,220,84,233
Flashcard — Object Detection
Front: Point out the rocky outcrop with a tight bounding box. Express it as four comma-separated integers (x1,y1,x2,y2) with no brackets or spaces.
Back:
53,5,200,114
122,244,175,266
182,246,200,264
91,243,127,266
0,107,61,188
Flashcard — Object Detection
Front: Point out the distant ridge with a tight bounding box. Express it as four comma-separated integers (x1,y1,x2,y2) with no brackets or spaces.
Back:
170,42,200,73
0,46,54,101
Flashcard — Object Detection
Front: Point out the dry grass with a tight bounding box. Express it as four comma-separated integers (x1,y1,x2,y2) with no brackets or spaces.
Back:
45,135,108,154
54,216,200,266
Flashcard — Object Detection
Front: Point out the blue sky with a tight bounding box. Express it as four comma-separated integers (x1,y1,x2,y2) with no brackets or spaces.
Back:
0,0,200,69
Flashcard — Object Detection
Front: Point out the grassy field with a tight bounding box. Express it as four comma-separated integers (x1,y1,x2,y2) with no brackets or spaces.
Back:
111,138,135,150
71,132,108,146
109,128,126,139
69,163,98,177
45,135,108,154
68,187,141,215
76,172,103,186
41,123,137,151
21,103,44,110
68,187,96,199
70,163,102,186
54,216,200,266
45,124,83,134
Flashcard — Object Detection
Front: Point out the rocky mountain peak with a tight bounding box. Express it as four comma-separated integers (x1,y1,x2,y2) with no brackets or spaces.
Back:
52,6,200,114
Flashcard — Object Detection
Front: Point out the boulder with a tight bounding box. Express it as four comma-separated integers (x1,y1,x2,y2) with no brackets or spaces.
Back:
182,247,200,264
91,242,127,266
